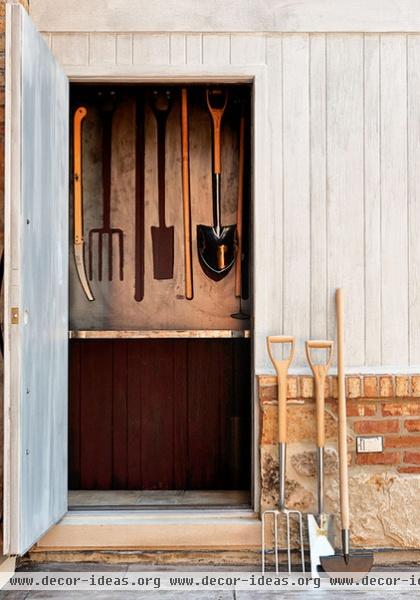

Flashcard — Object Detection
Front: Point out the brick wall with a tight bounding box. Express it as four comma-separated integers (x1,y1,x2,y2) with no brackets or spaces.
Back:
259,374,420,548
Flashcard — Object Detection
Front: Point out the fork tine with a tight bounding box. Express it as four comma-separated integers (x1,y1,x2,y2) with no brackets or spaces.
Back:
108,232,113,281
117,230,124,281
98,233,103,282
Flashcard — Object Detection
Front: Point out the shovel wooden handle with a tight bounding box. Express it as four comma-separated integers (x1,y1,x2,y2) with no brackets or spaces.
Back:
207,89,228,175
73,106,87,245
181,88,193,300
305,340,334,448
336,289,350,531
267,336,295,444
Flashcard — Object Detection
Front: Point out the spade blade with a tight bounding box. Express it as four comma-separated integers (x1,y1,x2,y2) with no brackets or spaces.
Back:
151,225,174,280
197,224,236,282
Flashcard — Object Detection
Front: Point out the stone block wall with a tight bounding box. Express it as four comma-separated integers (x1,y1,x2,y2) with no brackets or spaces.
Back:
259,374,420,548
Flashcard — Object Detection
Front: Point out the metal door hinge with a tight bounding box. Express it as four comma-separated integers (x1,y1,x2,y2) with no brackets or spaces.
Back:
11,307,19,325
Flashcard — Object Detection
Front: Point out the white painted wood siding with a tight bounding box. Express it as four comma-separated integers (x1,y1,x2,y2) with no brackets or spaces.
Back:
43,30,420,373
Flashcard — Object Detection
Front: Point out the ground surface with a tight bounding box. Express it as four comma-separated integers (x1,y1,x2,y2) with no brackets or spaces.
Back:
1,563,420,598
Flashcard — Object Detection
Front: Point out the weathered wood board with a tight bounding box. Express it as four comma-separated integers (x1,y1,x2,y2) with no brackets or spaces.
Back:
4,4,69,555
69,84,251,330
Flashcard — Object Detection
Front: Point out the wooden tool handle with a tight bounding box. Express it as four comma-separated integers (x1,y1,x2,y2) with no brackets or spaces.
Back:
235,107,245,298
73,106,87,245
336,288,350,530
305,340,334,448
206,89,228,175
181,89,193,300
267,336,295,443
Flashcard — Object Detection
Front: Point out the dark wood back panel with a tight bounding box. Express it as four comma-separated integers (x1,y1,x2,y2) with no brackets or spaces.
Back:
69,339,251,490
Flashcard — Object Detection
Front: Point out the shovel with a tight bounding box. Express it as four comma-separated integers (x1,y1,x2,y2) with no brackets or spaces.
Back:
320,290,374,576
150,90,174,280
305,340,335,578
197,89,236,281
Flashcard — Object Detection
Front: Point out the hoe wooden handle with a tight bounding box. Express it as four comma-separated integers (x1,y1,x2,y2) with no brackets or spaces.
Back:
305,340,334,448
267,336,295,444
73,106,87,245
336,289,350,530
207,89,228,175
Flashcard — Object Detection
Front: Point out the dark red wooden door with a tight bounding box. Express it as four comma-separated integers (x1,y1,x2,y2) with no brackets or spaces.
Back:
69,339,250,490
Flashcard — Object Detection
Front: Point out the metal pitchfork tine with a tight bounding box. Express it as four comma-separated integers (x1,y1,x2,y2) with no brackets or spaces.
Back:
262,336,305,574
88,90,124,282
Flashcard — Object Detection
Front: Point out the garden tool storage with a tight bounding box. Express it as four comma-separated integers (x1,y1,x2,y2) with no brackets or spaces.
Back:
67,82,252,506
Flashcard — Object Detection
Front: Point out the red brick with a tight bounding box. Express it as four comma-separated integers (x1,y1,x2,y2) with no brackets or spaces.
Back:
356,452,400,465
347,376,361,399
385,435,420,448
396,376,410,397
354,419,399,434
363,376,378,398
403,451,420,464
346,402,376,417
397,466,420,474
379,376,394,398
382,402,420,417
412,376,420,397
404,419,420,432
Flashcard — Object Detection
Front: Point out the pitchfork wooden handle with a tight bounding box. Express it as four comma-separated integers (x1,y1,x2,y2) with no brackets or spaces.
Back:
207,90,228,175
267,336,295,444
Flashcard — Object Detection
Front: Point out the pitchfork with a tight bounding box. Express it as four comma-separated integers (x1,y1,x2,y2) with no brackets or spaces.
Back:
89,91,124,281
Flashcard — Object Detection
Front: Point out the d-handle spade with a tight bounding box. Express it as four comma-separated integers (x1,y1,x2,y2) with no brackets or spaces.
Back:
197,89,237,281
262,337,305,574
320,290,374,577
73,107,94,301
305,340,335,578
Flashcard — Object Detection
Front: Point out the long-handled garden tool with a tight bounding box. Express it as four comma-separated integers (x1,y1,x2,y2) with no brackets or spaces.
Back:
181,88,193,299
150,90,174,280
134,94,145,301
73,106,94,301
262,336,305,574
305,340,335,578
231,99,249,320
88,91,124,282
197,89,236,281
320,289,374,575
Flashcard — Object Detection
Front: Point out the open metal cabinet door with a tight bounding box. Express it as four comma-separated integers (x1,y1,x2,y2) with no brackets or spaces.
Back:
3,3,69,555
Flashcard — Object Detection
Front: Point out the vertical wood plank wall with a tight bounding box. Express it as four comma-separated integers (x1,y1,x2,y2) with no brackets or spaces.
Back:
69,339,251,490
44,31,420,371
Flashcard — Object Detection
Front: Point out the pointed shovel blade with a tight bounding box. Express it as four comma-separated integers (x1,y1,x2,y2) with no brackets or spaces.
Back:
151,225,174,280
197,224,236,281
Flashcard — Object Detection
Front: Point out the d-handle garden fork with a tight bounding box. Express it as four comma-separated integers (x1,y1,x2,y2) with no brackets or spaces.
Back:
262,336,305,574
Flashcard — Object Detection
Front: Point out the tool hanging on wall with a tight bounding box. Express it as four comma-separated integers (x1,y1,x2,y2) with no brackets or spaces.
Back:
262,336,306,574
88,90,124,282
181,88,193,299
320,290,374,576
151,90,174,280
73,106,95,301
197,89,237,281
134,94,146,301
231,98,249,319
305,340,335,578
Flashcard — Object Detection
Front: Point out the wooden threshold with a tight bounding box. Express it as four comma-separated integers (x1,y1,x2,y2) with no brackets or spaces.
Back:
69,329,251,339
34,511,260,551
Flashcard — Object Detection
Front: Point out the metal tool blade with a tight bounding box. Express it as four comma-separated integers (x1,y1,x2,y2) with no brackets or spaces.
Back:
74,243,94,301
307,513,335,578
